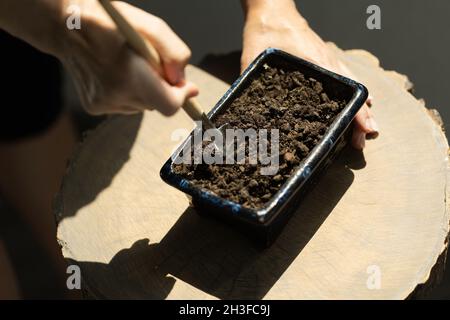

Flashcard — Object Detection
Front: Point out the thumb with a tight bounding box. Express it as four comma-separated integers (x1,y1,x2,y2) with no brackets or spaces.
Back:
158,81,199,116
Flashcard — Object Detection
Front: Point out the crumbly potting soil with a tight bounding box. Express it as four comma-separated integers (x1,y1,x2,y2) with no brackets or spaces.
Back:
173,65,346,209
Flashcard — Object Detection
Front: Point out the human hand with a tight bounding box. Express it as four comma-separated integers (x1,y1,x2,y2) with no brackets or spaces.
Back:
241,0,378,149
57,0,198,116
4,0,196,116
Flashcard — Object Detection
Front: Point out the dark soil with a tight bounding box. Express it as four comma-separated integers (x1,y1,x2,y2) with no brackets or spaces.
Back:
173,64,346,209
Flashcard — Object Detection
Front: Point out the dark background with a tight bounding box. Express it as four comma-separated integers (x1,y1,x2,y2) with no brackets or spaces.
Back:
2,0,449,299
126,0,450,132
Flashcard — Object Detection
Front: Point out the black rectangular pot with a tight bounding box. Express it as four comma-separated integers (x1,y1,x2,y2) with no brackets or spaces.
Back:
160,48,368,247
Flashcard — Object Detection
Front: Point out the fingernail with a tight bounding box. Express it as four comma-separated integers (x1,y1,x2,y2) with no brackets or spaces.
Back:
366,117,379,133
367,95,374,107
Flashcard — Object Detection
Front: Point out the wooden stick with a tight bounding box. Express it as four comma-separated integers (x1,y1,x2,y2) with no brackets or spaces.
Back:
98,0,213,127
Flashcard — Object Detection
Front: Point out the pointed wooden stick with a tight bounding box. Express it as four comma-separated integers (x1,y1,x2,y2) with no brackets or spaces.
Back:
98,0,215,129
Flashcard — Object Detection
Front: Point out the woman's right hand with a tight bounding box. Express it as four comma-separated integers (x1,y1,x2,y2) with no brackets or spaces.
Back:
59,0,198,116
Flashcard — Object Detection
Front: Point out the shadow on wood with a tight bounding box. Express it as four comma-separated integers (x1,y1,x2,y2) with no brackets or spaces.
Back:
56,47,450,299
72,146,361,299
55,114,143,222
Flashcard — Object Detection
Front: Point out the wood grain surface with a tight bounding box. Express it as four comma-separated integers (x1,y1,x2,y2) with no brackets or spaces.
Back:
55,45,450,299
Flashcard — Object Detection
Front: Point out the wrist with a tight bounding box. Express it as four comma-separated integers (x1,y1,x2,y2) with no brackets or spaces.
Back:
242,0,307,29
42,0,70,58
57,0,107,60
244,0,309,33
243,0,298,18
0,0,68,57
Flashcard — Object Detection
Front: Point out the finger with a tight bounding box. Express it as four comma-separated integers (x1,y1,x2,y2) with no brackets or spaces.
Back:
367,95,374,107
352,126,366,150
361,105,379,139
163,82,198,116
355,105,379,136
101,38,197,116
133,80,198,116
129,54,199,115
351,104,379,149
115,2,192,85
154,81,199,116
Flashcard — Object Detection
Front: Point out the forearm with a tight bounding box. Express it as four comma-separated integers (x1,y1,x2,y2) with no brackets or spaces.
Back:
0,0,67,56
241,0,299,19
241,0,308,32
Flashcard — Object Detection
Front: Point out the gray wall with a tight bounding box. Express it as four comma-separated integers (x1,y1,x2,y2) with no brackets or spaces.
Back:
128,0,450,131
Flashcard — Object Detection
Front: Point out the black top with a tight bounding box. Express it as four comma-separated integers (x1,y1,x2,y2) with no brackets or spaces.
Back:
0,30,62,141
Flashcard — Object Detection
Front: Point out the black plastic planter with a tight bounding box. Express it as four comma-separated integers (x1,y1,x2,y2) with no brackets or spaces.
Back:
160,48,368,246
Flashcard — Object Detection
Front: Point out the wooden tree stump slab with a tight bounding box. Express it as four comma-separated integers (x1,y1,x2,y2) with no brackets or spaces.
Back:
55,44,450,299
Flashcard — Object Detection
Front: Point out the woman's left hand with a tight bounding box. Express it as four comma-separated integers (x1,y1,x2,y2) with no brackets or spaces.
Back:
241,0,379,150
